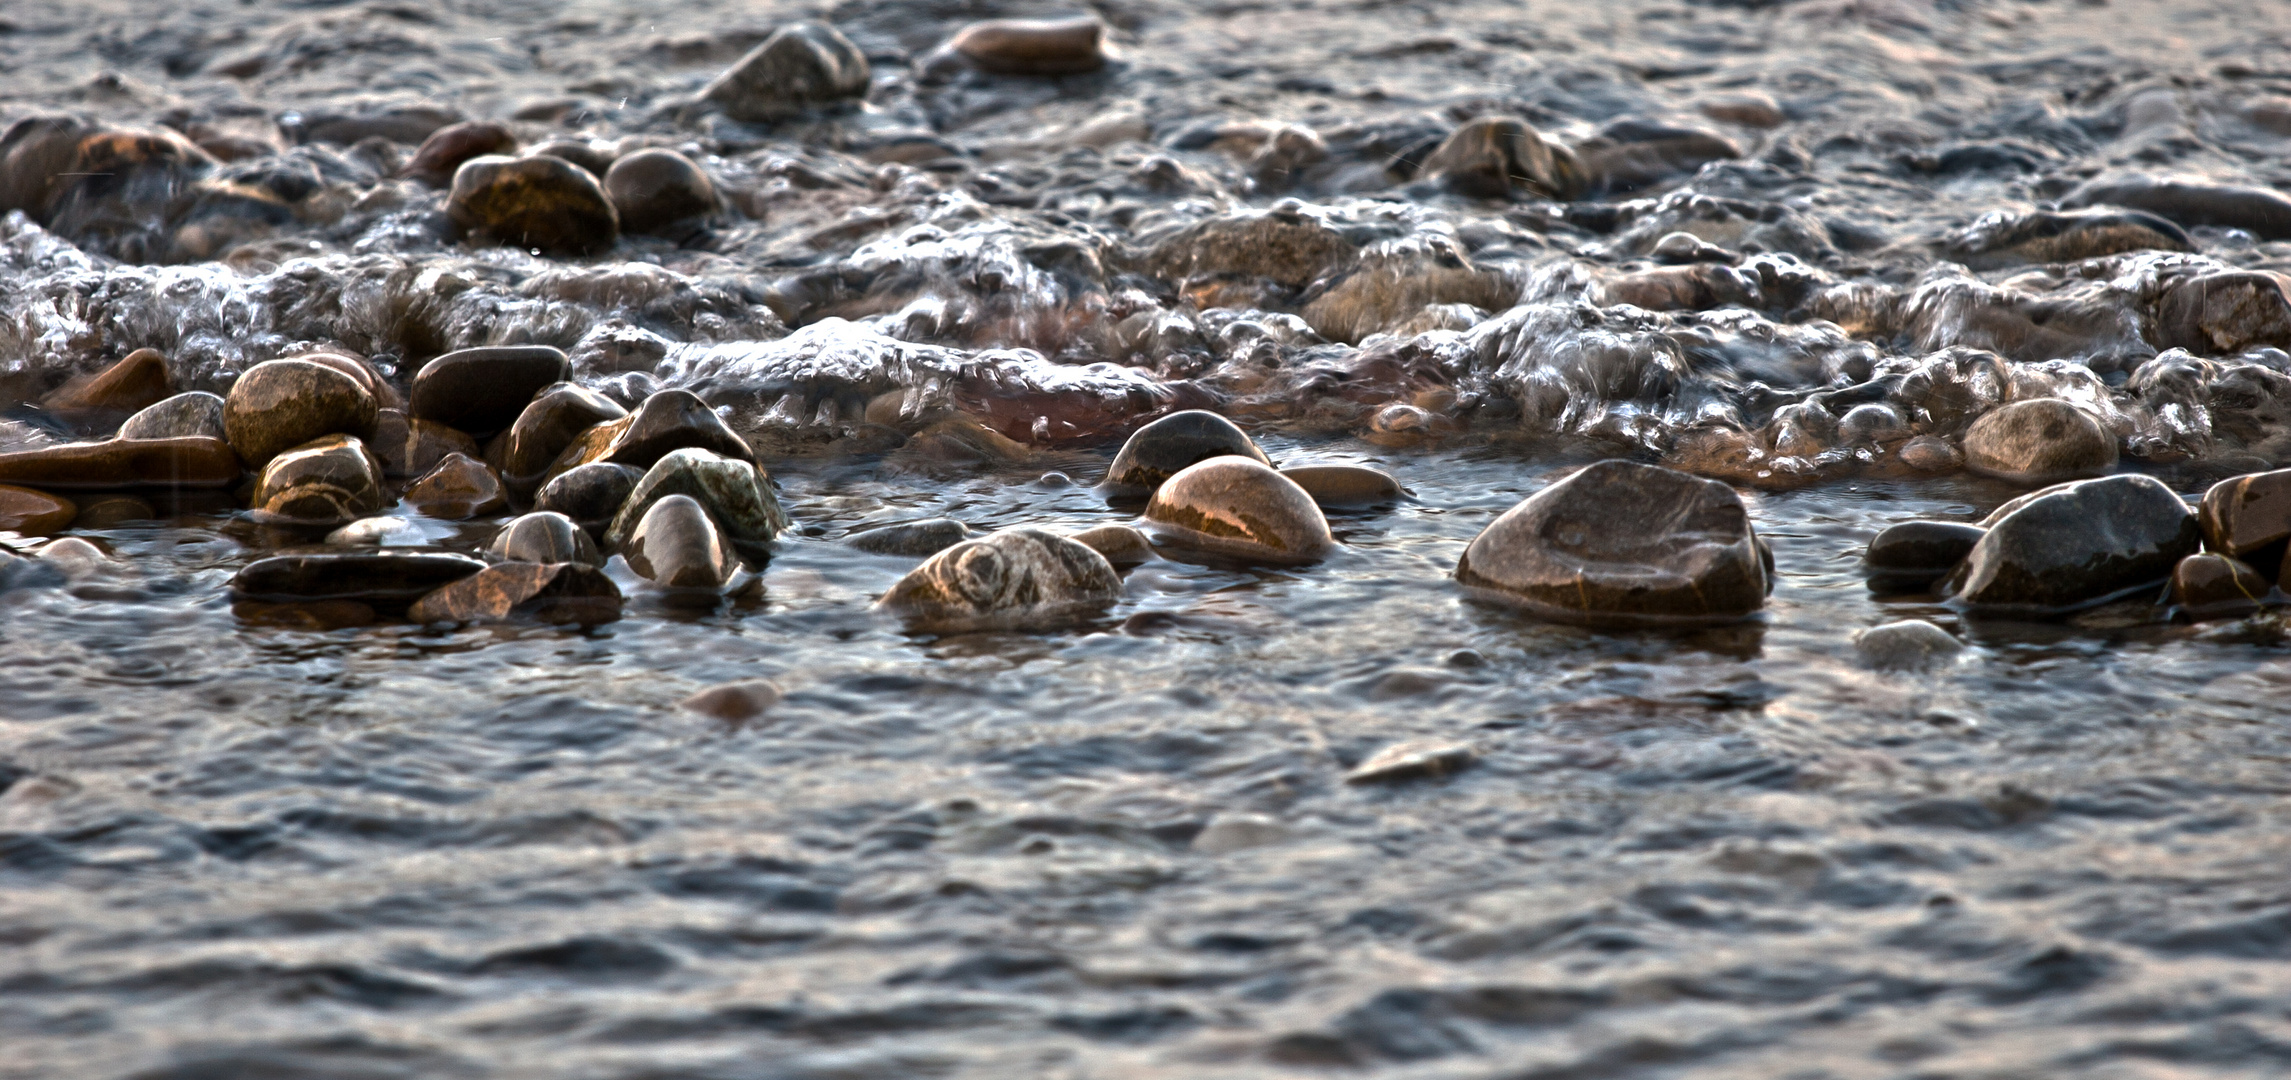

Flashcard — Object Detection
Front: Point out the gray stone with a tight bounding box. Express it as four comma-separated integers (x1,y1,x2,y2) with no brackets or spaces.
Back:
848,518,970,556
487,511,602,566
1854,620,1965,670
1103,410,1270,498
699,22,871,124
877,526,1121,632
1943,474,2199,613
117,391,225,442
622,493,736,589
604,447,789,559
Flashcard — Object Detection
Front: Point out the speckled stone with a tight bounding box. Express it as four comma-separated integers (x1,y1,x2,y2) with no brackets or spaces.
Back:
877,526,1121,632
848,518,971,556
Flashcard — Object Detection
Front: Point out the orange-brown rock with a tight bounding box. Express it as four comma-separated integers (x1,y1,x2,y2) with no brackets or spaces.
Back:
488,384,628,494
403,121,516,187
447,154,619,256
1280,465,1405,507
2170,553,2270,618
1144,457,1334,565
406,560,621,625
222,358,379,469
946,17,1107,76
0,437,241,490
2197,468,2291,558
42,348,172,416
402,452,508,519
0,484,75,534
370,409,481,478
249,434,386,526
1102,410,1271,498
538,389,755,484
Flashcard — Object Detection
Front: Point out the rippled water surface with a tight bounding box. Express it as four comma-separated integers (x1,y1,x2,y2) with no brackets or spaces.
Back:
9,0,2291,1076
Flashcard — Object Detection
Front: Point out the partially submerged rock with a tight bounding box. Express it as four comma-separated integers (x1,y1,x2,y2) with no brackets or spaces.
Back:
848,518,971,556
118,392,226,443
0,485,74,534
487,511,603,566
231,551,487,603
877,526,1121,631
2170,552,2270,618
1416,117,1585,200
621,493,737,589
1144,458,1335,566
1865,520,1986,593
489,383,628,493
1068,524,1155,568
699,22,871,123
407,561,621,625
447,154,619,256
1280,465,1404,508
0,437,241,490
249,434,386,526
1103,410,1271,498
1853,619,1966,669
409,345,571,438
534,462,644,531
2197,468,2291,558
1345,740,1475,784
603,447,789,557
401,452,508,520
1961,399,2117,484
1943,475,2199,613
941,17,1107,77
223,358,379,469
604,149,717,235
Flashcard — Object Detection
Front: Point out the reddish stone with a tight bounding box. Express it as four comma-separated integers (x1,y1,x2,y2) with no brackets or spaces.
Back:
406,561,622,625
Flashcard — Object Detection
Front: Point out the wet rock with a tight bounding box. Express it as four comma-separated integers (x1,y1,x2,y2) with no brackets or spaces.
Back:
849,518,971,556
1192,813,1293,854
1144,458,1334,566
1899,435,1963,472
1345,740,1475,784
34,537,112,580
1103,410,1272,498
249,434,386,526
370,409,481,479
604,149,717,235
534,462,644,531
487,511,602,566
1299,234,1514,341
222,358,379,469
2062,175,2291,240
296,352,401,411
1853,620,1965,670
489,385,628,493
231,551,487,603
409,345,571,438
402,120,516,187
1945,207,2192,270
0,116,90,218
1145,209,1360,293
402,452,508,520
1595,263,1762,312
1962,400,2117,484
1069,524,1155,568
294,106,461,147
42,348,172,418
2170,553,2270,617
407,561,621,625
1574,120,1740,196
118,391,226,442
2198,468,2291,557
0,437,240,490
527,138,617,177
72,496,154,528
446,154,619,256
1698,92,1786,129
622,493,736,589
681,680,783,723
1455,460,1770,624
699,22,871,124
544,389,757,482
1943,475,2200,613
943,17,1107,76
1650,231,1737,263
0,485,74,534
327,516,426,547
2151,271,2291,355
604,447,789,557
1865,520,1986,593
877,526,1121,632
1416,117,1586,200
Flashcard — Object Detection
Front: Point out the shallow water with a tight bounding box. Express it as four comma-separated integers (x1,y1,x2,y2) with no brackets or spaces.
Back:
9,0,2291,1077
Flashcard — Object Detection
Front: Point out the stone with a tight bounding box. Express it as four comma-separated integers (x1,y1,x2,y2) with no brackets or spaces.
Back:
488,383,628,493
945,17,1107,76
1102,410,1271,498
1144,208,1359,292
34,537,112,580
1573,121,1740,196
71,496,154,528
369,409,481,478
407,561,621,625
699,22,872,124
622,494,737,589
327,516,427,547
118,392,226,442
1899,435,1962,472
1191,813,1293,854
446,154,619,256
848,518,971,556
1865,520,1986,593
0,485,74,534
42,348,172,418
1068,524,1155,568
294,106,461,146
877,526,1122,632
230,551,487,603
1344,740,1475,784
2198,469,2291,557
541,389,756,482
604,447,788,557
1944,208,2192,270
604,149,717,236
534,462,643,531
527,138,617,177
2170,553,2270,617
409,345,571,437
222,358,379,469
1416,117,1587,201
1853,619,1966,670
1962,399,2117,484
1942,475,2200,613
1281,465,1404,508
2061,175,2291,240
1698,92,1786,129
487,511,602,566
681,680,783,723
0,437,240,490
402,121,516,187
1144,458,1335,566
2152,271,2291,355
401,452,508,520
249,434,386,526
295,351,401,410
1455,460,1770,624
0,116,90,219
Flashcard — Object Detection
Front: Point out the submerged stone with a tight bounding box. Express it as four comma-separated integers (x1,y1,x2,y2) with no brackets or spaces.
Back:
118,391,226,442
1853,619,1965,670
1068,524,1155,568
410,345,571,438
1103,410,1271,497
534,462,644,531
622,493,736,589
699,21,871,124
0,437,240,490
681,680,783,723
1345,740,1475,784
1962,399,2117,484
2198,468,2291,557
1144,458,1335,566
489,383,628,493
447,154,619,256
222,358,379,469
877,526,1121,632
1865,520,1986,593
72,496,154,528
231,551,487,603
407,561,621,625
603,447,788,557
249,434,386,526
1943,475,2199,613
487,511,603,566
401,452,508,520
848,518,971,556
604,149,717,235
0,485,74,534
2170,552,2270,617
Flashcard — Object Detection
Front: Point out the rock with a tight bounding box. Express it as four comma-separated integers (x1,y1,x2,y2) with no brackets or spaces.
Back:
1191,813,1292,854
402,452,508,519
1853,619,1965,669
534,462,643,531
446,154,619,256
327,516,427,547
527,138,617,177
294,106,461,146
0,485,74,534
71,496,153,528
944,17,1106,76
1942,474,2200,613
1068,524,1155,568
681,680,783,723
1899,435,1962,472
232,599,379,630
231,551,487,603
487,511,602,566
1144,458,1335,566
223,358,379,469
0,436,240,490
604,447,788,558
118,391,226,442
1962,399,2117,484
1698,92,1785,129
877,526,1122,632
1455,460,1769,624
1945,208,2192,270
1344,740,1475,784
0,116,90,218
488,383,628,493
294,351,400,410
409,345,572,438
34,537,112,580
42,348,172,418
2151,271,2291,355
1574,121,1740,197
541,389,756,482
622,493,736,589
1416,117,1586,200
406,561,621,625
2170,553,2270,617
402,121,516,187
249,434,386,526
369,408,481,478
1144,208,1359,293
603,149,717,235
1594,263,1761,312
1102,410,1271,498
699,21,872,124
848,518,971,556
1865,520,1986,593
2061,175,2291,240
2198,468,2291,557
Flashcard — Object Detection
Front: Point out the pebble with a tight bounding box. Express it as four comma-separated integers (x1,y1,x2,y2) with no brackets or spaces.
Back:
945,17,1108,76
249,434,386,526
41,348,172,418
409,345,572,438
680,680,783,723
295,352,399,409
698,21,871,124
231,551,488,603
603,149,717,235
1416,117,1586,200
1068,524,1155,569
603,447,789,557
1144,458,1335,566
1574,121,1739,196
1943,475,2200,612
2061,175,2291,240
117,391,226,442
71,496,154,528
1145,209,1359,293
877,526,1122,632
0,436,241,491
487,511,602,566
402,120,516,187
369,408,481,478
1102,410,1272,498
1455,460,1770,624
527,138,617,177
1853,619,1965,670
446,154,620,256
0,485,75,534
1344,740,1475,784
1962,399,2118,484
1898,435,1962,472
2198,468,2291,558
1191,813,1292,854
1946,208,2192,270
848,518,971,556
407,561,621,625
327,516,427,547
622,493,736,589
489,383,628,492
2170,553,2271,617
1698,92,1786,129
1865,520,1987,593
545,389,756,481
401,452,508,520
34,537,112,580
222,358,379,469
534,462,644,531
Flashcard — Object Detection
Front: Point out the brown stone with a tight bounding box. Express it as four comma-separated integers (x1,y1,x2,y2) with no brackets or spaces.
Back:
623,494,736,589
527,138,617,177
231,551,487,603
2170,553,2270,618
118,392,226,442
947,17,1107,76
1417,117,1587,200
0,437,241,490
410,345,571,438
1144,458,1334,565
2198,469,2291,557
486,511,601,566
1279,465,1405,507
486,383,626,492
603,149,717,235
294,351,403,411
1962,399,2117,485
877,526,1121,631
406,561,621,625
42,348,172,416
223,358,379,469
1103,410,1271,498
699,21,871,124
539,389,755,484
402,452,508,520
0,116,91,219
370,409,481,478
1068,524,1154,568
681,680,783,723
403,121,517,187
447,154,619,256
0,485,74,534
249,434,386,526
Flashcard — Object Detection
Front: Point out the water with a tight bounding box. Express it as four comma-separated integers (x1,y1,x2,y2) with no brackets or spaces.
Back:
7,0,2291,1076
